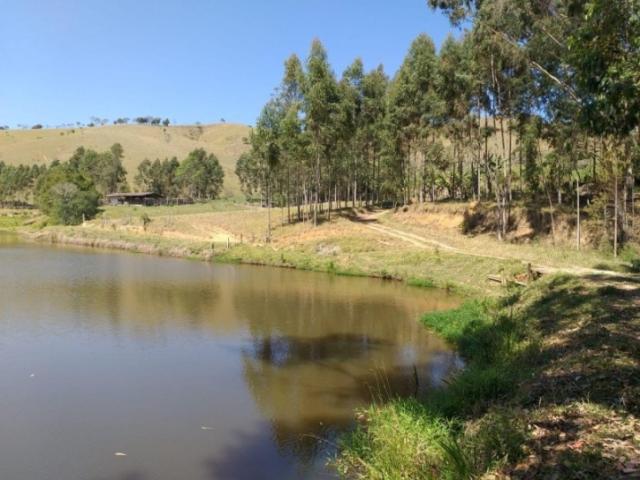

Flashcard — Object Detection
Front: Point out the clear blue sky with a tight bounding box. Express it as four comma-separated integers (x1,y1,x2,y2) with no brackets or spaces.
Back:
0,0,458,127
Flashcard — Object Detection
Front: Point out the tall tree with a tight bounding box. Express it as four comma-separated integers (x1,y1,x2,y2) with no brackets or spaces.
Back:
303,39,340,225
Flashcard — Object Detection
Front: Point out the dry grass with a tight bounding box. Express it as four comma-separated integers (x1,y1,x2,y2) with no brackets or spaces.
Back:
22,199,638,294
380,203,631,272
0,123,250,197
21,201,525,295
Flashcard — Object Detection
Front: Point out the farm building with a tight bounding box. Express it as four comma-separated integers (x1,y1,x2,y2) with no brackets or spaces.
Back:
106,192,163,206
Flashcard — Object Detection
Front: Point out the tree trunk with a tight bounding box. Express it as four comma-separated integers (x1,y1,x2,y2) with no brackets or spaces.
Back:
314,149,320,227
267,180,272,243
614,156,619,257
576,176,581,250
547,189,556,245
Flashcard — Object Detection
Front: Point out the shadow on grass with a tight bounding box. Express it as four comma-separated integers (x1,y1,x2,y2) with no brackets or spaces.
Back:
520,276,640,416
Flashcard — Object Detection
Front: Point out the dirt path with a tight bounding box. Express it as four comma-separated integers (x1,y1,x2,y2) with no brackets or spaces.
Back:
364,223,508,260
353,210,640,287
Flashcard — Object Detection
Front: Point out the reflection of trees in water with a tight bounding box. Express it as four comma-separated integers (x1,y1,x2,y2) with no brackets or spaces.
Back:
231,278,452,347
229,275,461,465
2,256,462,476
8,259,459,343
240,331,460,466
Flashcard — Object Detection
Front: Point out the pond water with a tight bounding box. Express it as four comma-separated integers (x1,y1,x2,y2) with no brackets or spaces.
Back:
0,235,461,480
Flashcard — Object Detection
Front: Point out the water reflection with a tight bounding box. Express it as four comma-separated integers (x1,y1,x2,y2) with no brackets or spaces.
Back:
0,241,460,480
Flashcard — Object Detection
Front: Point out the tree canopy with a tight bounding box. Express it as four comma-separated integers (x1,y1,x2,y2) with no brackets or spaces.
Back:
237,10,639,253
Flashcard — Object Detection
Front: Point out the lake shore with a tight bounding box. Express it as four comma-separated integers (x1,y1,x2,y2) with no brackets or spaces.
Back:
10,200,632,297
15,204,532,297
5,203,640,478
337,275,640,479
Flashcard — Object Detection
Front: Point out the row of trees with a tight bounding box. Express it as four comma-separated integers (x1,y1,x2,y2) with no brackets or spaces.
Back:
0,144,126,206
1,117,173,130
0,163,46,205
237,0,639,253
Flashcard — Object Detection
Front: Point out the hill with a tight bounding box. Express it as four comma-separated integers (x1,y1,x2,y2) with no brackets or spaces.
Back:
0,123,251,197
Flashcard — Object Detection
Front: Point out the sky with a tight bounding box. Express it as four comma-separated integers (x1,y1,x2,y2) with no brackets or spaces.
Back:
0,0,459,127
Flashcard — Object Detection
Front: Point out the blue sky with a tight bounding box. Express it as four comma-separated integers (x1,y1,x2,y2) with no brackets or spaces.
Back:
0,0,458,127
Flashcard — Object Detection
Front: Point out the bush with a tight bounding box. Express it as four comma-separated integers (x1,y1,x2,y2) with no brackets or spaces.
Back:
619,245,640,272
35,166,100,225
338,296,534,479
140,213,152,231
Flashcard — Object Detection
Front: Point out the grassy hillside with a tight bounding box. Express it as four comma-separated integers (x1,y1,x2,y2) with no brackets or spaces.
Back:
0,123,250,197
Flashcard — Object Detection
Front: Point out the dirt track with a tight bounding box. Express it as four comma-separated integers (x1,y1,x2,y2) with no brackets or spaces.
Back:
354,209,640,290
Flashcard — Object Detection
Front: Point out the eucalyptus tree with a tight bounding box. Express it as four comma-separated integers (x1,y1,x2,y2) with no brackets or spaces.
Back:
437,35,473,200
566,0,640,255
68,144,127,195
387,34,440,204
176,149,225,200
279,54,307,222
360,65,389,204
135,157,180,197
429,0,640,250
303,39,340,225
337,58,364,208
249,99,285,240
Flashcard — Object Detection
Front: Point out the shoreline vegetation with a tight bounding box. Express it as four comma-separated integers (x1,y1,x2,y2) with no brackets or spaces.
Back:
3,200,636,294
2,201,639,478
337,276,640,478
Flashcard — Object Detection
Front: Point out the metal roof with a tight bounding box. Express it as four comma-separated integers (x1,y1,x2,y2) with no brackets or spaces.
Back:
105,192,160,198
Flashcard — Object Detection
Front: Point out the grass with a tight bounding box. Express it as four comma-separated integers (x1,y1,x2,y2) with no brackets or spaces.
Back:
97,198,247,219
0,216,23,230
0,209,38,230
24,201,530,295
380,204,632,272
336,297,532,479
336,276,640,479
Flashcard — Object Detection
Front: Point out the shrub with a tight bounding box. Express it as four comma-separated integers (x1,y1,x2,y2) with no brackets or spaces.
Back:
35,166,100,225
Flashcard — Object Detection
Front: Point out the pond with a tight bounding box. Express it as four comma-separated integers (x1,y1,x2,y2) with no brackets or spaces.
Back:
0,235,461,480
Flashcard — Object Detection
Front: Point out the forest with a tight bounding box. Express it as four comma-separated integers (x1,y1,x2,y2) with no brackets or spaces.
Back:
237,0,639,255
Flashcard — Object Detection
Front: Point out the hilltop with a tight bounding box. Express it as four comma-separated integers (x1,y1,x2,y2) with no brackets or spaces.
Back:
0,123,251,197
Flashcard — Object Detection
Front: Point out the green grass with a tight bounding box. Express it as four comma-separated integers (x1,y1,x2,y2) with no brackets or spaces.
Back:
98,199,247,219
337,275,640,479
0,212,32,230
406,277,436,288
0,216,22,229
337,295,533,479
